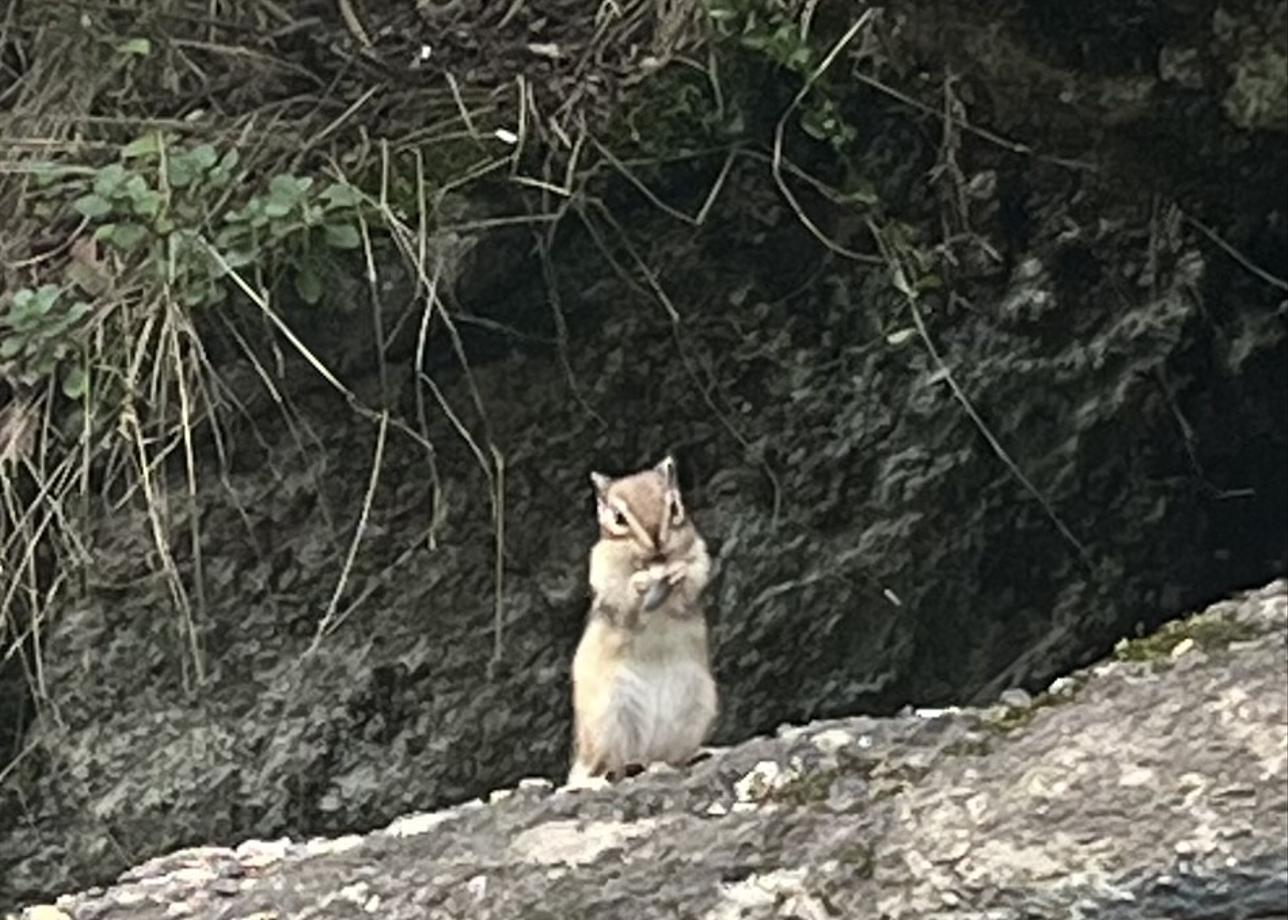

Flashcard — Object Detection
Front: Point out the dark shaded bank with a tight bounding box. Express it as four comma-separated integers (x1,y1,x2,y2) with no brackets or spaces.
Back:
2,0,1285,906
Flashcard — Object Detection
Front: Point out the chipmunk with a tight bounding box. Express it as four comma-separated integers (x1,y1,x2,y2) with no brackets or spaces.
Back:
567,454,717,787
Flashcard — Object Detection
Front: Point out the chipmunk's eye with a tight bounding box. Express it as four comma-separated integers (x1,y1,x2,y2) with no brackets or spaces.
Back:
670,500,682,522
613,510,628,528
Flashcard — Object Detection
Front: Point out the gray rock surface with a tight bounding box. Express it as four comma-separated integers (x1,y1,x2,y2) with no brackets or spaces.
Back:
13,580,1286,920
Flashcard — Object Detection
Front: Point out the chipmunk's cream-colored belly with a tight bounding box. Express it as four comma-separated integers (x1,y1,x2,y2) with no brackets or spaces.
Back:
572,616,717,772
605,654,713,764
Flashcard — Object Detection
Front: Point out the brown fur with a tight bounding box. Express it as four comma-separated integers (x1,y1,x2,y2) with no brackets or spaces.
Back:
568,456,718,785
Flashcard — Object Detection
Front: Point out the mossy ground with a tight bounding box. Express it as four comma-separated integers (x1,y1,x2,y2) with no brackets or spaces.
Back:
980,690,1077,735
1112,608,1262,663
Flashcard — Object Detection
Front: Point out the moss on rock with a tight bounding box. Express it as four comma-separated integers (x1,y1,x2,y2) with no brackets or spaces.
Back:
1112,606,1262,663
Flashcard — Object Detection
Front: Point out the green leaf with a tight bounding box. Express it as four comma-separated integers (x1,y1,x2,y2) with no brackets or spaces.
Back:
323,223,362,250
62,365,88,399
208,149,239,188
122,132,163,159
130,188,163,219
190,144,218,171
320,182,363,208
93,164,128,197
800,112,827,140
223,248,256,269
168,154,197,188
263,196,294,219
294,265,323,305
33,285,61,314
214,223,246,249
268,175,302,198
210,246,255,278
264,174,310,217
116,37,152,56
886,328,916,346
891,265,916,299
108,222,150,251
10,310,40,333
73,194,113,219
0,337,24,359
166,228,198,261
840,183,878,207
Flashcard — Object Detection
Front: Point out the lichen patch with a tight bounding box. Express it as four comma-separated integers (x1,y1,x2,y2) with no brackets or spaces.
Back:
508,818,657,867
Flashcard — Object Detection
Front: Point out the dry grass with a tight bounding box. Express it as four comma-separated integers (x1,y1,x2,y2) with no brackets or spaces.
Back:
0,0,713,716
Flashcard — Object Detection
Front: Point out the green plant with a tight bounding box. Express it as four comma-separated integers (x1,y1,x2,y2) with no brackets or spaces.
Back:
5,138,370,414
799,95,857,151
0,285,91,397
708,0,817,71
706,0,858,155
33,133,367,315
217,173,365,306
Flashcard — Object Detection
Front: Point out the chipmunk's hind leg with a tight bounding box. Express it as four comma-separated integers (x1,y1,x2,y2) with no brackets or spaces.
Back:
566,756,614,790
567,722,612,790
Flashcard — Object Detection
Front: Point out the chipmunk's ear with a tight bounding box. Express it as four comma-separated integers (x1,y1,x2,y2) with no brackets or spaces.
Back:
590,471,612,499
654,454,677,490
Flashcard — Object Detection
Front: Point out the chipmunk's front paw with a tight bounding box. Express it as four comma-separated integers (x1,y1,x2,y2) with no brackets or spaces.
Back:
629,569,654,594
663,560,689,585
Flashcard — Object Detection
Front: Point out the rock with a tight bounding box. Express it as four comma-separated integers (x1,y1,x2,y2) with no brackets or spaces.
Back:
9,581,1284,920
997,687,1034,709
17,908,69,920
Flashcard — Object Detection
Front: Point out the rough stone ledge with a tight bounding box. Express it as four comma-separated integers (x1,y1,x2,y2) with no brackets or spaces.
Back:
10,580,1287,920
